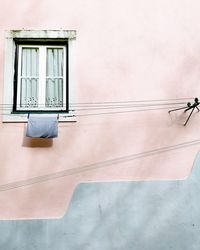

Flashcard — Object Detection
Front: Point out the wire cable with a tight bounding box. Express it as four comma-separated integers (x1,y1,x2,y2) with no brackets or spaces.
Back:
0,139,199,193
0,99,192,116
0,97,193,107
0,102,187,111
0,105,187,117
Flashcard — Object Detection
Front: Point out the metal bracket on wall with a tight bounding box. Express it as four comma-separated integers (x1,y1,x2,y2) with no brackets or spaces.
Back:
168,97,200,126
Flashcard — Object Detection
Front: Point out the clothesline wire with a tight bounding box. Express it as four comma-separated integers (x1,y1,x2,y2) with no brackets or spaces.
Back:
73,106,188,117
0,102,187,111
0,106,189,117
0,101,187,107
0,139,199,193
0,98,194,117
0,97,193,107
73,102,187,111
69,97,193,105
71,101,187,108
0,100,191,112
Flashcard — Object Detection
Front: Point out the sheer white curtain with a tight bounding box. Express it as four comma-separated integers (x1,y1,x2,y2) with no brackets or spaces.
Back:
20,48,39,107
46,48,64,107
20,47,64,109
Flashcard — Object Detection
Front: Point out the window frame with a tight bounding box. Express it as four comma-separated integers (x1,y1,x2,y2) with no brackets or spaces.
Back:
14,41,68,112
3,30,76,122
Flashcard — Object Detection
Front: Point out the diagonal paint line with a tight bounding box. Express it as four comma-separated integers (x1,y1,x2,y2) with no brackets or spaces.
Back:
0,140,200,192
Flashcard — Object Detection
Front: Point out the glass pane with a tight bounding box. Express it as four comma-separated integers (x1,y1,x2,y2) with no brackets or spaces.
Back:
21,48,39,77
20,78,38,107
46,48,64,107
46,78,63,107
20,48,39,108
46,48,63,77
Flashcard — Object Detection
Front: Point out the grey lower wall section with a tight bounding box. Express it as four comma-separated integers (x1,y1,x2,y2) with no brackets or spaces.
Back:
1,154,200,250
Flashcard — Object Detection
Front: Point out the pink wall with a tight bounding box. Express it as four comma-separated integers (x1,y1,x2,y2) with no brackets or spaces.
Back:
1,0,200,219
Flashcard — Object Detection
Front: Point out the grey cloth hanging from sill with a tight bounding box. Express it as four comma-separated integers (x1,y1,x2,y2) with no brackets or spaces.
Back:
26,115,58,138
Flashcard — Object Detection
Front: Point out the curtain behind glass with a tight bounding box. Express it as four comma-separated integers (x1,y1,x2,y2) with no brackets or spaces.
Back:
20,48,39,108
46,48,64,107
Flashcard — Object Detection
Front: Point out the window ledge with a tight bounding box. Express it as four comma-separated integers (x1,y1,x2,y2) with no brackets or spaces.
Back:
2,112,77,123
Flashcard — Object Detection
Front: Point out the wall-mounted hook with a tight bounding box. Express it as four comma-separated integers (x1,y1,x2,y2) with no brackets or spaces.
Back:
168,97,200,126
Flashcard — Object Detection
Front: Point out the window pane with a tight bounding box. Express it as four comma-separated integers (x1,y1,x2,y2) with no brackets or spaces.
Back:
20,48,39,107
21,78,38,107
46,79,63,107
46,48,63,77
46,48,64,107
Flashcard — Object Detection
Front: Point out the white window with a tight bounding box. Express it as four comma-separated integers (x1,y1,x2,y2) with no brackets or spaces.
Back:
3,30,76,122
16,45,67,111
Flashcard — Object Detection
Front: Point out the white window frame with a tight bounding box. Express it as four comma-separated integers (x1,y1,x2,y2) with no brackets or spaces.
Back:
3,30,76,122
17,45,67,111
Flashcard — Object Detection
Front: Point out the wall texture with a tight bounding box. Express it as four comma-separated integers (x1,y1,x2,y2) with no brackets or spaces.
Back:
0,153,200,250
0,0,200,224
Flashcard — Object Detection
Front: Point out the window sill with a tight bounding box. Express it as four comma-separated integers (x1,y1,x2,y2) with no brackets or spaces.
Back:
2,112,77,123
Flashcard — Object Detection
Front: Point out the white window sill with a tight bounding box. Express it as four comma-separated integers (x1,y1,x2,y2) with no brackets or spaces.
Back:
2,112,77,123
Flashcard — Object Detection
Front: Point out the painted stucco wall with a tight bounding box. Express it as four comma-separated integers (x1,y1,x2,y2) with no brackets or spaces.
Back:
0,0,200,220
2,153,200,250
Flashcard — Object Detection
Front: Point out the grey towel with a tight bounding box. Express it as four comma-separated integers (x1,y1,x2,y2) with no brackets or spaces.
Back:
26,116,58,138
